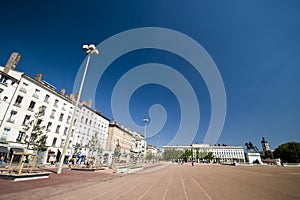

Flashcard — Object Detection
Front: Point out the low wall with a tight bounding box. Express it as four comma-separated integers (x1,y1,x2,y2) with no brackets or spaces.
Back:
116,166,143,174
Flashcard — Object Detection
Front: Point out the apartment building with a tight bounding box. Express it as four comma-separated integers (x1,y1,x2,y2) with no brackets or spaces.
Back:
107,120,133,163
131,132,146,162
0,53,75,164
71,101,111,164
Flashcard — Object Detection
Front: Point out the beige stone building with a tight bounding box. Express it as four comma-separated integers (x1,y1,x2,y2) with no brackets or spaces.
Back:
107,120,133,162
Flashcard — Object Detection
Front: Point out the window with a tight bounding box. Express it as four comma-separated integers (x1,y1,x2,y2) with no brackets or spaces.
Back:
85,118,88,124
74,119,77,125
54,99,58,107
50,109,56,119
17,131,25,142
0,88,3,94
66,116,71,124
61,139,65,147
0,75,8,84
55,125,61,133
33,89,40,98
44,94,50,103
37,119,42,126
59,113,64,122
39,106,46,116
52,138,57,146
22,115,31,125
71,129,74,137
46,122,52,131
62,103,66,111
7,110,17,123
28,101,36,111
3,96,8,101
20,82,28,93
14,95,23,106
1,128,10,140
63,127,68,135
81,116,84,122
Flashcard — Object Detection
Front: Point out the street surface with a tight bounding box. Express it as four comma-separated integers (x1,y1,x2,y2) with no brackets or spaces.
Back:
1,163,300,200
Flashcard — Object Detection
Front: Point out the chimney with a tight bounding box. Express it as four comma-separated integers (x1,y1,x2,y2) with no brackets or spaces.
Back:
4,52,21,74
35,74,43,81
60,88,66,95
87,99,92,107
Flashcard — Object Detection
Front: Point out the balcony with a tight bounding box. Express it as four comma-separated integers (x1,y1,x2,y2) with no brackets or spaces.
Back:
13,103,21,107
19,87,27,93
6,119,15,123
32,93,39,99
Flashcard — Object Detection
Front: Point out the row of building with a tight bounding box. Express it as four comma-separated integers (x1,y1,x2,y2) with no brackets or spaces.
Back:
162,138,274,164
0,53,154,165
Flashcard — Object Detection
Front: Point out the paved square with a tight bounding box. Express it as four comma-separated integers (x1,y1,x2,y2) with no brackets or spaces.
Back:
1,163,299,200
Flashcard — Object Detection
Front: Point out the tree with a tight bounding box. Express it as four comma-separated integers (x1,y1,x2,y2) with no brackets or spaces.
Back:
114,143,121,161
146,152,154,161
162,148,183,161
273,142,300,163
73,142,82,157
263,150,273,159
22,106,48,152
204,152,214,161
86,133,102,157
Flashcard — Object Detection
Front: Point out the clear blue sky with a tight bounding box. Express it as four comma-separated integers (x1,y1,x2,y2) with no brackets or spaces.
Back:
1,1,299,149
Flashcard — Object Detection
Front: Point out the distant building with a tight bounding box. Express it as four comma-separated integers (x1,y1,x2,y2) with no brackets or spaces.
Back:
131,132,146,162
147,144,157,157
107,120,133,163
162,144,245,163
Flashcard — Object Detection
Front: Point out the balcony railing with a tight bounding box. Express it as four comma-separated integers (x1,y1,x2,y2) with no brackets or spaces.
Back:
19,87,27,93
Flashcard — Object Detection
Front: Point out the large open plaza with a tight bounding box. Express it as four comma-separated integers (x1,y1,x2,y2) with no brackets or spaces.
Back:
1,163,299,200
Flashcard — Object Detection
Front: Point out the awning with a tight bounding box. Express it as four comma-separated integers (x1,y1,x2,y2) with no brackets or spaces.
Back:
0,146,8,153
10,148,24,153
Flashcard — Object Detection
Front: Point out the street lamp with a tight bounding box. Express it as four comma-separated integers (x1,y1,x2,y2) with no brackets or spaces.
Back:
143,118,149,161
57,44,98,174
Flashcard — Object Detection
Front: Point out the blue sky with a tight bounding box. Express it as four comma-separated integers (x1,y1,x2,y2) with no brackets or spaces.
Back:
0,1,299,149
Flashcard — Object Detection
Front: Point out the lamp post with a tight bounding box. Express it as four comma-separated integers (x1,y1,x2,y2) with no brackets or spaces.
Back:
143,118,149,161
57,44,98,174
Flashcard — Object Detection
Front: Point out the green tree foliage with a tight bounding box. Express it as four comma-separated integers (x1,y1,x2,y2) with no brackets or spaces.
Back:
204,152,214,161
180,149,193,161
263,150,273,159
23,106,48,152
273,142,300,163
146,152,154,161
73,142,82,156
114,143,121,159
162,148,184,161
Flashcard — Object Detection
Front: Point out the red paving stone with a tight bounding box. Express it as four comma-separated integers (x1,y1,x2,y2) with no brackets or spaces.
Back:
1,163,300,200
0,167,120,194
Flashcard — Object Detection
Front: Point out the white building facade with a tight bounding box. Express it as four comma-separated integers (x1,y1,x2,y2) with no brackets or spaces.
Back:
71,102,110,164
163,144,245,163
0,60,76,164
